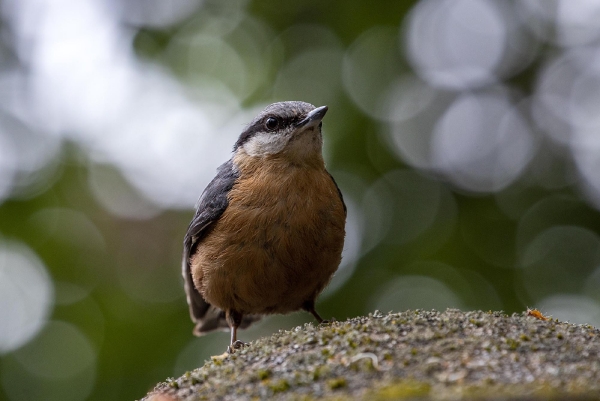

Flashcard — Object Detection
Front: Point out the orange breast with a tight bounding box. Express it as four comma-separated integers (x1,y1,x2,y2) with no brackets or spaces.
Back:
191,153,346,315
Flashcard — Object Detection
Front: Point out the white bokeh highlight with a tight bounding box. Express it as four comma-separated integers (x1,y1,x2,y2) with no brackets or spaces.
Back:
1,0,254,210
0,241,54,354
534,47,600,210
431,91,536,192
405,0,506,90
517,0,600,47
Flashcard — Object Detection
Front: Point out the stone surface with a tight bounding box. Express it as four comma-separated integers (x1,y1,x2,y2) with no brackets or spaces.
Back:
140,309,600,400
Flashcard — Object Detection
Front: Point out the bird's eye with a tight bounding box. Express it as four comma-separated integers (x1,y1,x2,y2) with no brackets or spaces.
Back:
265,117,279,131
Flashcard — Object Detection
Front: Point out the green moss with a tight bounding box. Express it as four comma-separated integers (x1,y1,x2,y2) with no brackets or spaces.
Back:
353,357,375,372
327,377,346,390
256,369,271,380
210,356,224,366
374,381,431,399
268,379,290,393
506,338,520,350
141,310,600,401
312,365,330,381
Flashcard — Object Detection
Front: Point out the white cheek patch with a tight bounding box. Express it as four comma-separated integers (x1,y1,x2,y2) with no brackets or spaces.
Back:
242,132,289,156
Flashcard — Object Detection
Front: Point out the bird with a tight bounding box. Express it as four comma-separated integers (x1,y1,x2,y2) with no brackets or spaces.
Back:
182,101,346,353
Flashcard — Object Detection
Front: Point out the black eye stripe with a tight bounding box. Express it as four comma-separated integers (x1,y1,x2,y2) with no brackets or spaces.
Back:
263,116,299,131
233,113,307,150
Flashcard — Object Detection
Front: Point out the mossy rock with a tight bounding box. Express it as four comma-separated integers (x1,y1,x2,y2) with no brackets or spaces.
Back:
140,309,600,400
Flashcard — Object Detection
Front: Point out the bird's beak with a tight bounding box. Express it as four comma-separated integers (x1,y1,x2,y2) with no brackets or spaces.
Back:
296,105,328,129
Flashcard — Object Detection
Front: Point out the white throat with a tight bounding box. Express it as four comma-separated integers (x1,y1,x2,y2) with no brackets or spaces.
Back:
242,128,322,157
242,132,290,157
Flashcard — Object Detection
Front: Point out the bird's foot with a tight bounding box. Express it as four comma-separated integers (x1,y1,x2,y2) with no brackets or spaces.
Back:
227,340,249,354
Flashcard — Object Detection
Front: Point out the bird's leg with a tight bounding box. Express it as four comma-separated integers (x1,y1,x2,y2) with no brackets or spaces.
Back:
226,309,248,354
302,300,332,324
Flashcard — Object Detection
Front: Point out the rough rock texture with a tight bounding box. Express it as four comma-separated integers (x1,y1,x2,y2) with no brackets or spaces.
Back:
140,309,600,400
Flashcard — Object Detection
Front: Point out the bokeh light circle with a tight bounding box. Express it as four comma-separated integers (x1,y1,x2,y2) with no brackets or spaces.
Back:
516,0,600,47
0,240,54,354
11,320,96,380
1,321,97,401
0,133,17,203
537,294,600,327
431,90,536,192
519,225,600,303
342,26,403,120
371,275,465,313
405,0,506,90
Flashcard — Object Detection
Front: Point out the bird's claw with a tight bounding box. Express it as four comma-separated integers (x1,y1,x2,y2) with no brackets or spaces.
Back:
227,340,249,354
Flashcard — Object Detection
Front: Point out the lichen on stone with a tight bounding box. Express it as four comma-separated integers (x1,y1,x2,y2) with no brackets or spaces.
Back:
141,309,600,400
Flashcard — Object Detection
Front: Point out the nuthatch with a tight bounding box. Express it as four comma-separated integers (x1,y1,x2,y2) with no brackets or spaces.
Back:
182,101,346,353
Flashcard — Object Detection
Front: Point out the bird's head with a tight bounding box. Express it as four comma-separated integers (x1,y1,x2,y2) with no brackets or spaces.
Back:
233,101,328,162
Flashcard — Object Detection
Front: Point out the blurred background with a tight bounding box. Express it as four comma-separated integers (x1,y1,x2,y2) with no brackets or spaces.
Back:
1,0,600,399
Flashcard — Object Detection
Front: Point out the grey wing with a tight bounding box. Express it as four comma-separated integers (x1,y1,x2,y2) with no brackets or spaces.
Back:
327,171,347,215
182,159,260,335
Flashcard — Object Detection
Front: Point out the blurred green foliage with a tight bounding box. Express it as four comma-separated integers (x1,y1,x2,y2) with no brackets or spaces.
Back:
2,1,600,400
